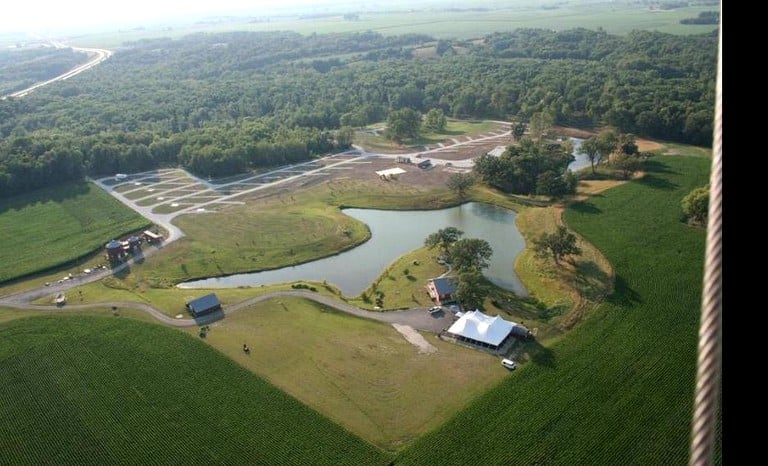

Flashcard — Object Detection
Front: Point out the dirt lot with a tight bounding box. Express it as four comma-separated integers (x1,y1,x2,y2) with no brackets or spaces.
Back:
233,155,462,202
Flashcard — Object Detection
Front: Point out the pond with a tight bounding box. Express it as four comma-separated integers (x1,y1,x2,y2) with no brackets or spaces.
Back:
178,202,528,297
567,137,590,172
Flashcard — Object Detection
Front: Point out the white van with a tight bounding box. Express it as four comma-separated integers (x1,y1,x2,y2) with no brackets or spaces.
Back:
501,358,517,370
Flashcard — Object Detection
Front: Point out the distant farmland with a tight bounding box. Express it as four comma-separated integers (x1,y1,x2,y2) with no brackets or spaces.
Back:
397,154,716,464
0,181,149,283
70,2,718,47
0,315,389,465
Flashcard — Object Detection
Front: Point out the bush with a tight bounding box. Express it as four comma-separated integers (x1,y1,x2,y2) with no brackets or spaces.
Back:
681,185,709,225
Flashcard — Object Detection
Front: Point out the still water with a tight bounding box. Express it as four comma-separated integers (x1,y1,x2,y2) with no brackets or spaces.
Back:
179,202,527,297
567,137,589,172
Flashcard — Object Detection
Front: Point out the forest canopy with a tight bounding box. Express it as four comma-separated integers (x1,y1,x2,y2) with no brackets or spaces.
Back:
0,28,717,197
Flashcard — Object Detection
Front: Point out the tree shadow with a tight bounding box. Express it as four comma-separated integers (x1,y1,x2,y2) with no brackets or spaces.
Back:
644,159,680,175
539,304,568,321
605,275,642,307
570,260,613,301
569,201,601,215
527,340,556,369
638,174,678,191
0,180,90,215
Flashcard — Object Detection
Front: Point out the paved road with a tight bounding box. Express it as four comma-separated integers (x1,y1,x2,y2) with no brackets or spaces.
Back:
0,288,455,333
2,39,113,99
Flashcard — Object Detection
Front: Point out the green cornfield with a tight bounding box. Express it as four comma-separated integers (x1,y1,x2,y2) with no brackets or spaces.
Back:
0,315,389,465
0,181,149,283
396,155,719,464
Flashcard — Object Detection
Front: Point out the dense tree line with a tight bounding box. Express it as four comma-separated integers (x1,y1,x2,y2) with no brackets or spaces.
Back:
680,11,719,25
0,28,716,197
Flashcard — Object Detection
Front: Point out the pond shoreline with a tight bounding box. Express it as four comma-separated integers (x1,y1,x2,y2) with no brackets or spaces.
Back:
179,202,528,297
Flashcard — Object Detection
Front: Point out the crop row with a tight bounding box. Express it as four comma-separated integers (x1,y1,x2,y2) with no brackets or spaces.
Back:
396,155,713,464
0,315,389,465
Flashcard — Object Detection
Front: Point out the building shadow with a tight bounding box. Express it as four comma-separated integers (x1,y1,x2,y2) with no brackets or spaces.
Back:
193,309,226,326
111,263,131,279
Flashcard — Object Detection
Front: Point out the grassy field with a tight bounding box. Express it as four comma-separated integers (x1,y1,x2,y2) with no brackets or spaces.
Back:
190,297,507,451
396,153,716,464
0,314,389,465
356,119,503,153
48,279,341,317
68,2,719,48
350,247,449,309
131,196,370,288
0,181,149,284
105,174,466,291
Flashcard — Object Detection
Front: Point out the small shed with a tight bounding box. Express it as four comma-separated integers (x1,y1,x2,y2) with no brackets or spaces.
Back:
375,167,406,180
143,230,163,243
186,293,222,317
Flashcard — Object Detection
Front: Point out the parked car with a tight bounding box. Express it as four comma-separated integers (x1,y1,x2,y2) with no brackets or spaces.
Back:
501,358,517,370
429,306,442,314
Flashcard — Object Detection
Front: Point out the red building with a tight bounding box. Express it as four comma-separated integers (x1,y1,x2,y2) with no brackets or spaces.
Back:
426,277,458,305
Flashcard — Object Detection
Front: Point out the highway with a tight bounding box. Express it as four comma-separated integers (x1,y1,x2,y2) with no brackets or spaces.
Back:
1,38,113,99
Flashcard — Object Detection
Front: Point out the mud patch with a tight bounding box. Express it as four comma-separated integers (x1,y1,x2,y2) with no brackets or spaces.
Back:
392,324,437,354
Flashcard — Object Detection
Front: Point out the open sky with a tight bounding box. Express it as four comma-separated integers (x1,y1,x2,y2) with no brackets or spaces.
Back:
0,0,365,33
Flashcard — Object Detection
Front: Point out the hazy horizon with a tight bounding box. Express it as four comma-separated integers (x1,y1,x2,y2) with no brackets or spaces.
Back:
1,0,507,35
1,0,366,34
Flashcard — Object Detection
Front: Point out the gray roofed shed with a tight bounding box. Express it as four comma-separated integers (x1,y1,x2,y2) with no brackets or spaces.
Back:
186,293,222,317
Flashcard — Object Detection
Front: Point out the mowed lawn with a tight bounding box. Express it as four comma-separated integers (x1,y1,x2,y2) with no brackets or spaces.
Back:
0,181,149,283
356,119,503,153
137,200,369,287
0,315,389,465
194,297,507,451
397,154,718,464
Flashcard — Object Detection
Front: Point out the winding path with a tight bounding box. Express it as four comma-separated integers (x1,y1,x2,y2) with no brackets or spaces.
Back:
0,289,454,333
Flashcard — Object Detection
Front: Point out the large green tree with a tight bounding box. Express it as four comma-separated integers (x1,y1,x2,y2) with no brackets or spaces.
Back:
612,154,643,179
385,108,422,143
423,108,447,132
424,227,464,257
528,110,555,141
449,238,493,272
454,269,492,310
533,226,582,266
446,172,475,199
579,129,620,174
578,138,601,174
